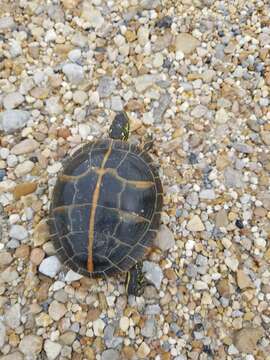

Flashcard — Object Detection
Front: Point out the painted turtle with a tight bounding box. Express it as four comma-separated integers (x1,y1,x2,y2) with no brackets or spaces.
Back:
49,113,163,295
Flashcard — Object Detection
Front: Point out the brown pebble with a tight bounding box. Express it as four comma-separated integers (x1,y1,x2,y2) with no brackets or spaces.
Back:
57,127,71,139
15,245,30,259
36,280,52,302
87,308,101,321
121,346,136,360
13,182,37,200
30,248,45,265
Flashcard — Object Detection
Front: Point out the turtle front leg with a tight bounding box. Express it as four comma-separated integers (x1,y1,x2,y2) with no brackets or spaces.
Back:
125,262,147,296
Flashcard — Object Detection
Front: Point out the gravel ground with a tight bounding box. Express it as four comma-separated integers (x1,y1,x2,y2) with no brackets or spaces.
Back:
0,0,270,359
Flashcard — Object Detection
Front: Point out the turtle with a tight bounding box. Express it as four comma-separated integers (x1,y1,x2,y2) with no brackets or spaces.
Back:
49,112,163,296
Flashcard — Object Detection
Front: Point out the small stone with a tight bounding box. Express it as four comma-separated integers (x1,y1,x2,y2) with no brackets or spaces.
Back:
215,209,228,228
49,300,67,321
14,160,34,177
0,110,30,134
19,335,43,355
60,331,76,345
142,261,163,289
175,33,200,54
233,143,253,154
39,256,62,278
202,69,216,83
101,349,120,360
13,182,37,200
93,318,105,336
225,256,239,272
215,108,229,123
62,63,84,84
111,96,123,111
224,167,243,188
0,252,13,266
228,344,239,355
153,92,171,123
137,26,149,46
9,225,28,241
11,139,39,155
44,340,62,360
33,220,50,246
236,270,253,290
134,74,163,93
0,353,23,360
199,189,216,200
234,327,264,353
191,105,207,118
98,76,115,98
0,16,15,30
141,318,156,338
45,96,63,116
154,225,175,251
65,269,83,282
73,90,87,105
261,131,270,145
30,87,49,99
155,16,172,29
78,124,91,139
68,48,81,62
217,278,231,298
0,321,6,347
3,92,24,110
137,342,150,359
187,215,205,232
119,316,130,332
81,3,104,29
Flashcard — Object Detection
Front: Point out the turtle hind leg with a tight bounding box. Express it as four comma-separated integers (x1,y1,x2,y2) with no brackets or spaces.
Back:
125,261,147,296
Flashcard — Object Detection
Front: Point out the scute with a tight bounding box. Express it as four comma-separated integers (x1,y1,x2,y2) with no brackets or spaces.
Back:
49,139,163,276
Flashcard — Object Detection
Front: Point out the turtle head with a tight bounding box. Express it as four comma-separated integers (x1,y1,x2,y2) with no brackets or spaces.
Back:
125,262,146,297
109,112,130,141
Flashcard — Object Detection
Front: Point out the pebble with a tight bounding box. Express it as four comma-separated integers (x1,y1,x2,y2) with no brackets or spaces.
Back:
19,335,43,355
141,318,156,338
225,256,239,272
45,96,63,116
5,303,21,329
65,269,83,282
98,76,115,98
68,48,81,62
137,342,150,358
215,108,229,123
233,327,264,353
0,353,23,360
0,252,12,266
11,139,39,155
62,63,84,84
101,349,120,360
224,168,243,188
187,215,205,232
9,225,28,241
119,316,130,332
0,16,15,30
175,33,200,54
0,321,6,347
93,318,105,336
44,340,62,360
14,160,34,177
154,224,175,251
236,270,253,289
134,74,163,93
143,261,163,289
3,92,24,110
49,300,67,321
39,256,62,278
153,92,171,123
190,105,207,118
13,182,37,200
73,90,87,105
0,110,30,134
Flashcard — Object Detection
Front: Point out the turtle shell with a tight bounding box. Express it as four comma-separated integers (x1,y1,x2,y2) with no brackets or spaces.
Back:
49,139,163,277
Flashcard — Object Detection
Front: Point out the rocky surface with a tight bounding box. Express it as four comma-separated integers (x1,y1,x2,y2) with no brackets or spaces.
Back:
0,0,269,359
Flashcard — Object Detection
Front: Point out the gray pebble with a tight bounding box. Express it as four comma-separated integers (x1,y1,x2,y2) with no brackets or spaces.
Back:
101,349,120,360
154,224,175,251
153,92,171,123
145,304,161,315
39,256,62,278
98,76,115,98
5,303,21,329
0,110,30,134
0,16,15,30
143,261,163,289
141,318,157,338
9,225,28,241
62,63,84,84
224,167,243,188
